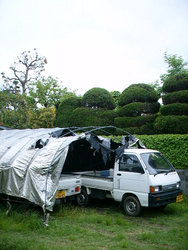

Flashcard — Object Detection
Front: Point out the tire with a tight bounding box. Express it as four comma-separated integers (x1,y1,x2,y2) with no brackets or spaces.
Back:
76,189,89,206
123,196,141,216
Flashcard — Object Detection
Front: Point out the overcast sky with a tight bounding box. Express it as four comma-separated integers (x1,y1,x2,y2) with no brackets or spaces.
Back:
0,0,188,95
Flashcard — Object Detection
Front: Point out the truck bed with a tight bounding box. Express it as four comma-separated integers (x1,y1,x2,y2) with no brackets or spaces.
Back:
72,170,114,191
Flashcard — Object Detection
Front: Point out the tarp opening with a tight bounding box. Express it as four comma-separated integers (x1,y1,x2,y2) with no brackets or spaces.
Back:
62,137,120,173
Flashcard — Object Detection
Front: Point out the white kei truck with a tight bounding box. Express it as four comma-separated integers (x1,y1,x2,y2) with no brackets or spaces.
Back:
73,148,183,216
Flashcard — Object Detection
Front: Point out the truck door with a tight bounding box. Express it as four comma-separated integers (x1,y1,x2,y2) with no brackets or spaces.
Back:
114,154,148,196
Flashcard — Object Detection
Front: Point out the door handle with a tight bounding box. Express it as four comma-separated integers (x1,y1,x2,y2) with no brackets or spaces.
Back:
117,173,121,176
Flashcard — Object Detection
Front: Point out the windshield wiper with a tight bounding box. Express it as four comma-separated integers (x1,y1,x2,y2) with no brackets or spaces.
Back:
154,171,166,177
165,169,175,175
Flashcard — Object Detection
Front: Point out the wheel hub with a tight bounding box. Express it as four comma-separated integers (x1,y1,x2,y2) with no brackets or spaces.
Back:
127,201,136,213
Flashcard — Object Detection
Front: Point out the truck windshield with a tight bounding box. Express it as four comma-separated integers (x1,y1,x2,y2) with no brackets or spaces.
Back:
141,152,175,175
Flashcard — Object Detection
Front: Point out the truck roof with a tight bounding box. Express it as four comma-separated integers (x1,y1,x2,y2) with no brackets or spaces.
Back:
125,148,158,154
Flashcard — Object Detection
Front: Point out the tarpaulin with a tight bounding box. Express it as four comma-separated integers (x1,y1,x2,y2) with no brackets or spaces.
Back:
0,127,143,211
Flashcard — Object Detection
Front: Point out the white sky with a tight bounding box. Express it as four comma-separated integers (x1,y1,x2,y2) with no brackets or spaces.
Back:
0,0,188,95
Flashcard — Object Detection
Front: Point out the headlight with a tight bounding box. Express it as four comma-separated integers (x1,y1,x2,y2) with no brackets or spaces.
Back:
150,185,162,193
176,182,180,188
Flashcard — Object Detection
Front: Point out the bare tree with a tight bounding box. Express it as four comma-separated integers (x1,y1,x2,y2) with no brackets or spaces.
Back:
1,48,47,94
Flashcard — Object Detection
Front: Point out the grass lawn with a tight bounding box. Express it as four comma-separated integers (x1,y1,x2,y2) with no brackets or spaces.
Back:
0,196,187,250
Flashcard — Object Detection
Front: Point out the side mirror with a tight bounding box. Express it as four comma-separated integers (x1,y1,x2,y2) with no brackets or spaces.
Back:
139,168,145,174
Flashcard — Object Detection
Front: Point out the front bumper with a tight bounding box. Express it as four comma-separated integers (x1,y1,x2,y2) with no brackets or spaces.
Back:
149,189,183,207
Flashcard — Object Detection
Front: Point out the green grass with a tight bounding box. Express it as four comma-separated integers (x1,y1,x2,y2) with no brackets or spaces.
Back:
0,197,188,249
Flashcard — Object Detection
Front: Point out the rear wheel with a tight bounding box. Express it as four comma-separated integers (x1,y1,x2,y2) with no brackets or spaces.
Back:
76,189,89,206
123,196,141,216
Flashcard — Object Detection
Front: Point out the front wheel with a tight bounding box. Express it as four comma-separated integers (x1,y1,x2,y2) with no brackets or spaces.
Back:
76,189,89,206
123,196,141,216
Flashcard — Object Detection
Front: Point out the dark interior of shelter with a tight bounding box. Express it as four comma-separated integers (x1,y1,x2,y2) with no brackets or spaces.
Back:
62,138,120,173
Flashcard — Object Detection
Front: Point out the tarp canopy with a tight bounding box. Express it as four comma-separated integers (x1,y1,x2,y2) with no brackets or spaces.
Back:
0,127,142,211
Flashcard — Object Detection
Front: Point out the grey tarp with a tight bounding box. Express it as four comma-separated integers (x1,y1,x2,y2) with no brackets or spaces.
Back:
0,128,82,211
0,127,142,211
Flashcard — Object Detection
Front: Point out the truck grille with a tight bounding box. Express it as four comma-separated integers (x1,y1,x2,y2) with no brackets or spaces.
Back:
162,184,177,192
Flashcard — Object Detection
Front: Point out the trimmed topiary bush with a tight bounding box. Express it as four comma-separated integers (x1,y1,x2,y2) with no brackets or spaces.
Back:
160,103,188,116
82,88,116,109
114,115,156,128
119,123,155,135
162,73,188,93
69,107,117,127
117,102,160,117
118,84,159,106
55,96,81,127
162,90,188,105
154,115,188,134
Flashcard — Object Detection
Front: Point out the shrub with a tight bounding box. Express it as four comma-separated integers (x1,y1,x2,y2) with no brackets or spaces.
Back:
82,88,116,109
69,107,117,127
162,90,188,105
162,72,188,93
154,115,188,134
120,123,155,135
137,134,188,169
117,102,160,117
55,96,81,127
114,115,156,128
118,84,159,107
160,103,188,116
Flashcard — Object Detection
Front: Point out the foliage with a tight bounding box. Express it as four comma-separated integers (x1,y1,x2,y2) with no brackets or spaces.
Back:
69,107,117,127
118,84,159,107
27,107,56,128
110,90,121,106
137,134,188,169
158,53,188,133
82,88,116,109
114,115,156,128
148,81,163,96
0,89,36,128
29,76,68,108
162,72,188,93
162,90,188,105
117,102,160,117
0,109,27,129
118,124,155,135
55,96,81,127
160,52,188,83
160,103,188,116
154,115,188,134
1,49,47,94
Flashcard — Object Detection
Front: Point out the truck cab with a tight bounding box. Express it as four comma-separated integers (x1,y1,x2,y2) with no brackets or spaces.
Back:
75,147,183,216
113,148,182,216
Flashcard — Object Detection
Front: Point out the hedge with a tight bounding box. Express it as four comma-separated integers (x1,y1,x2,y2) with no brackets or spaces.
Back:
162,90,188,105
154,115,188,134
69,107,117,127
162,73,188,93
117,102,160,117
119,84,159,106
160,103,188,116
117,123,155,135
114,115,156,128
136,134,188,169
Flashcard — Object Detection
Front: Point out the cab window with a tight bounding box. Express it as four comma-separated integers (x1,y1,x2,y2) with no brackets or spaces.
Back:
119,154,144,173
